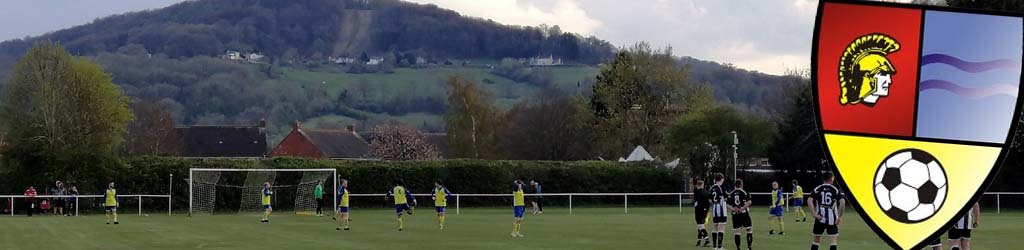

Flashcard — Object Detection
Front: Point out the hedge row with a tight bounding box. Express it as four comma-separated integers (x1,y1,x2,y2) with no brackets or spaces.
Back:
42,157,687,211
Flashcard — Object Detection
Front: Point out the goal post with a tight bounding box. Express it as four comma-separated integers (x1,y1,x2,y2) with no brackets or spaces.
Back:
189,168,337,216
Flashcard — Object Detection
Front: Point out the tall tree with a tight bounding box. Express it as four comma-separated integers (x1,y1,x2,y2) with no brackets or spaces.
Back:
0,42,132,188
589,43,691,158
122,101,179,156
668,105,777,181
444,75,500,159
500,87,593,160
1,42,132,153
368,122,440,161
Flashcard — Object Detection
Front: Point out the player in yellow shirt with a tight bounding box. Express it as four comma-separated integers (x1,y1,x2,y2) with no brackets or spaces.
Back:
104,182,118,225
261,182,273,223
387,179,416,231
336,179,350,231
432,180,453,229
792,180,807,222
511,180,526,238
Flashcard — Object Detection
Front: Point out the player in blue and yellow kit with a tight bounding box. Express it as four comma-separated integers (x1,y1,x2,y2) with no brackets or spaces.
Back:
433,180,452,229
104,182,118,225
511,180,526,238
792,180,807,222
769,181,785,235
387,179,416,231
336,179,350,231
261,182,273,223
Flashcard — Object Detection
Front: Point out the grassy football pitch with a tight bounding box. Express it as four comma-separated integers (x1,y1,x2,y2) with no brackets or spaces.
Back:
0,207,1020,250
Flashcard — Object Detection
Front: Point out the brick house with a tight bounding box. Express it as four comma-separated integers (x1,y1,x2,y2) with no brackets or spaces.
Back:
269,122,371,160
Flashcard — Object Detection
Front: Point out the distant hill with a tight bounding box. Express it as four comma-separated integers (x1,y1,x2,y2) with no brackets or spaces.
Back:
0,0,615,64
0,0,803,146
679,56,805,120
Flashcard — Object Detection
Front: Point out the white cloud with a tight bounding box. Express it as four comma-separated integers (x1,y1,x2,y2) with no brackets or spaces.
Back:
407,0,603,35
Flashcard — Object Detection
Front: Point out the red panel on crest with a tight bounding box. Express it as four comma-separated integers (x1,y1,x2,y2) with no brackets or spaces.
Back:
817,2,921,137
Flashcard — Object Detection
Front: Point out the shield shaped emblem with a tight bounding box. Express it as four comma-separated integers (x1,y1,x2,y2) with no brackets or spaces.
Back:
812,1,1024,249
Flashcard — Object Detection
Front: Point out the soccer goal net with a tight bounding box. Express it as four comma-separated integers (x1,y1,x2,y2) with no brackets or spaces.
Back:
189,168,336,216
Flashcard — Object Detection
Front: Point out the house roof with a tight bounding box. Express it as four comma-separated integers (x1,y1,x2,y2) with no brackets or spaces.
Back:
303,129,369,159
175,126,267,158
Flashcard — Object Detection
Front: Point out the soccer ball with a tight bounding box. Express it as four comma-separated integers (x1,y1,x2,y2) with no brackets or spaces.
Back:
873,148,947,223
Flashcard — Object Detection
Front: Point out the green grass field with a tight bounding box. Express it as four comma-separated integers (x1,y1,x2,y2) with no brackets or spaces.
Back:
1,207,1019,250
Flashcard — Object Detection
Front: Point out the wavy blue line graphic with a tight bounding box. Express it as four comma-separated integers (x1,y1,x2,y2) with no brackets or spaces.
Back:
921,54,1020,73
919,79,1019,99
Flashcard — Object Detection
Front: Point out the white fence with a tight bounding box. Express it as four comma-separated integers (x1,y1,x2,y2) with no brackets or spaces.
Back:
350,192,1024,215
3,192,1022,216
0,194,171,216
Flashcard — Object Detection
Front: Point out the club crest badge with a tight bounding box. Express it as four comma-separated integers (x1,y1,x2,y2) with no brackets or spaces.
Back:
812,1,1024,249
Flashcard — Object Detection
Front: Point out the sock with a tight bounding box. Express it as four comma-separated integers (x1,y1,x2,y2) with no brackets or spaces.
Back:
113,212,118,222
701,229,709,240
345,216,350,228
105,213,110,223
514,223,521,233
746,233,753,248
718,232,725,247
829,244,837,250
711,231,719,247
263,210,269,220
811,243,819,250
440,215,445,226
398,216,404,229
734,234,741,249
780,221,785,232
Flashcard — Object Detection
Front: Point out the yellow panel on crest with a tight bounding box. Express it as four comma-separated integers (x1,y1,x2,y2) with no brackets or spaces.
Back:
824,134,1000,250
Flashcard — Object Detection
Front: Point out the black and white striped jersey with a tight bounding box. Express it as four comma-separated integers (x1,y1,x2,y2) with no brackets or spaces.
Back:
727,189,750,214
953,211,974,230
812,184,844,225
710,184,728,217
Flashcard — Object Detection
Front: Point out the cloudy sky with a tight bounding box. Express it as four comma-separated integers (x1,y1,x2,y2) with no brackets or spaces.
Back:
0,0,818,75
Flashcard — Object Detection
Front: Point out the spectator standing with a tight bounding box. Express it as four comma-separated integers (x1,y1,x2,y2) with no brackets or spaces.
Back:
54,181,66,216
24,186,37,217
68,186,79,216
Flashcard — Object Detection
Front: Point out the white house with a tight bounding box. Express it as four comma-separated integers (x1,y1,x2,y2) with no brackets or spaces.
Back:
223,50,242,61
529,54,563,66
246,53,265,63
330,56,356,64
368,56,385,65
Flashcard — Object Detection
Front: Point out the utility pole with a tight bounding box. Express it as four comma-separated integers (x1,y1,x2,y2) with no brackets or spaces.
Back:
731,131,739,182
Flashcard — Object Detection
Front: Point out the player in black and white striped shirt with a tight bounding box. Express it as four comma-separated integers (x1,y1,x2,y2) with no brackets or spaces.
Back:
727,179,753,250
709,173,729,250
948,202,980,250
807,172,845,250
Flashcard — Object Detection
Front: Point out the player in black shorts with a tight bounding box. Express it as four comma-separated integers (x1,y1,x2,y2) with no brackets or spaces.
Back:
693,179,711,247
727,179,753,250
807,172,845,250
709,173,729,250
949,202,980,250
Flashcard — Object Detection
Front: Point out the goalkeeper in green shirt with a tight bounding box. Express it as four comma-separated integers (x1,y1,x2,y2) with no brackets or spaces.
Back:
315,180,325,217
